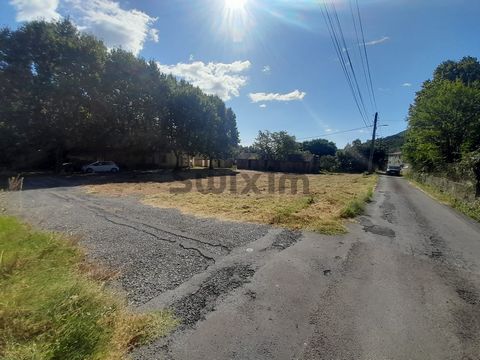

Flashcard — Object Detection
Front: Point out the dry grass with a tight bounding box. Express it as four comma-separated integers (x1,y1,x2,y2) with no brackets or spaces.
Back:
86,170,377,234
7,175,23,191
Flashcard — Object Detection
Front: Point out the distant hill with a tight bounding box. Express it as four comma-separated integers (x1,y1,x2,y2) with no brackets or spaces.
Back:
377,130,406,153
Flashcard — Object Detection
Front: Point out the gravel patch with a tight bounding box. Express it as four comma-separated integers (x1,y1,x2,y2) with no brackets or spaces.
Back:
2,176,270,305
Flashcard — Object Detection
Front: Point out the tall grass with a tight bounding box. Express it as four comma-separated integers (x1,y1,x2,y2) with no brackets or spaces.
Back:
0,216,177,360
340,181,375,219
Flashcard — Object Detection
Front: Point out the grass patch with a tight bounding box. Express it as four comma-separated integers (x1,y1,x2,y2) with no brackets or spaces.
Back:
86,171,378,234
0,216,178,360
340,186,374,219
407,177,480,222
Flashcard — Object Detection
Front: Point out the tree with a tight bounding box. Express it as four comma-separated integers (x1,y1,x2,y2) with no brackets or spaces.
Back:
433,56,480,85
319,155,339,172
252,130,299,161
337,139,387,172
302,138,337,157
0,19,240,171
404,79,480,171
0,20,108,169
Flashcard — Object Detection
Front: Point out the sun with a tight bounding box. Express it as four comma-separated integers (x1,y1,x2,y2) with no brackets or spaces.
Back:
225,0,247,10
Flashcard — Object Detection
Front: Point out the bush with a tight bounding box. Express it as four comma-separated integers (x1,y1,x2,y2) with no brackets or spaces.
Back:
319,155,339,172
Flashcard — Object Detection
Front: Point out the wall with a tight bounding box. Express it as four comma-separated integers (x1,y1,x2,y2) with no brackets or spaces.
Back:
413,172,477,202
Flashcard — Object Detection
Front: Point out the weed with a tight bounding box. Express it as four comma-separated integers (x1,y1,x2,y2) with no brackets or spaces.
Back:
340,199,365,218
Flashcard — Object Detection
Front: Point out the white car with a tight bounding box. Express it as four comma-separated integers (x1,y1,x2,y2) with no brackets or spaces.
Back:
82,161,119,173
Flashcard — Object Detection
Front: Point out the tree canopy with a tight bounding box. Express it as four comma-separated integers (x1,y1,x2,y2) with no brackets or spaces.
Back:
404,57,480,171
301,138,337,157
0,20,239,169
252,130,300,161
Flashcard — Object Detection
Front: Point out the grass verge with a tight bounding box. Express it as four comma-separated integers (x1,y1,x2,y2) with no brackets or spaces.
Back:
0,216,177,360
340,186,374,219
407,177,480,222
86,171,378,234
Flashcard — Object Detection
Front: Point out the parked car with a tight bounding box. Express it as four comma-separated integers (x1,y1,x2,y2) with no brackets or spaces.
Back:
82,161,119,173
386,164,401,176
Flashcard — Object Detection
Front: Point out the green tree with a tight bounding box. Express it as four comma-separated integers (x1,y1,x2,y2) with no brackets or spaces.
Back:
404,80,480,171
0,19,240,171
252,130,299,161
302,138,337,157
433,56,480,85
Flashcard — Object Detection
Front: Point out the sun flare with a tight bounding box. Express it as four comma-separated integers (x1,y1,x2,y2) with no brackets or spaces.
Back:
225,0,247,10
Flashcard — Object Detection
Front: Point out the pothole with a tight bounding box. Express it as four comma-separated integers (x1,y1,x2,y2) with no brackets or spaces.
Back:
363,224,395,238
359,217,395,238
456,288,479,306
172,264,255,327
267,230,302,251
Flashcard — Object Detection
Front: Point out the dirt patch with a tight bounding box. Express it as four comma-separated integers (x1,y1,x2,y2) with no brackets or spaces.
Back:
172,265,255,328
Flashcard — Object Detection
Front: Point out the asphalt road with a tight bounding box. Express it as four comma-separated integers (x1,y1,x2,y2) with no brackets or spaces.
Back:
2,174,480,359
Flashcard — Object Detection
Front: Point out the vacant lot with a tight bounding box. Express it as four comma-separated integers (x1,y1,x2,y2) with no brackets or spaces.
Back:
86,170,377,234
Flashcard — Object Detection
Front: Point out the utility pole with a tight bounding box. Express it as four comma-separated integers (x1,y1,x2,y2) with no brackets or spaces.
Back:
368,112,378,173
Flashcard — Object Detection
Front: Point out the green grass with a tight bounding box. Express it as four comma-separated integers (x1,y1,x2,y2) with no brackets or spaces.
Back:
340,185,374,219
407,178,480,222
0,216,178,360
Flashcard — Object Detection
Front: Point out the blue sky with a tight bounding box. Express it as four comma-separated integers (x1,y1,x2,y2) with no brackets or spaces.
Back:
2,0,479,147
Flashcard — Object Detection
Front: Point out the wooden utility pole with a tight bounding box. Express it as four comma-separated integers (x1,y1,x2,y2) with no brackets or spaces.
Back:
368,112,378,173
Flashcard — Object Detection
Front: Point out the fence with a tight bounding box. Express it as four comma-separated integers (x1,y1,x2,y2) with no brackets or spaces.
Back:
236,158,320,174
413,172,477,202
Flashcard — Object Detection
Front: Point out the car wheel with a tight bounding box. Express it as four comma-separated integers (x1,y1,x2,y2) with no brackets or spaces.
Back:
111,168,118,173
86,168,93,173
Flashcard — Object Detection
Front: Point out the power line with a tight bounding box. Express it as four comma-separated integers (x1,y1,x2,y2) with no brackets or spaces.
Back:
349,0,375,114
320,2,370,127
330,2,371,125
297,125,373,141
356,0,377,110
321,4,367,126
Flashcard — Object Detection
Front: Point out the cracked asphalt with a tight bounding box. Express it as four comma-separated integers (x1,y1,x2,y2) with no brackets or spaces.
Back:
2,174,480,359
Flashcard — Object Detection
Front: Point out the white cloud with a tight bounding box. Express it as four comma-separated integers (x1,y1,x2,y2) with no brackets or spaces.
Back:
249,89,306,103
363,36,390,46
65,0,158,55
148,28,159,43
10,0,61,22
402,82,412,87
157,60,251,101
259,104,267,108
262,65,271,74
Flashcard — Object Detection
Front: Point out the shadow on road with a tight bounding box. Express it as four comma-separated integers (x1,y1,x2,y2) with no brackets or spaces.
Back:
1,168,239,191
